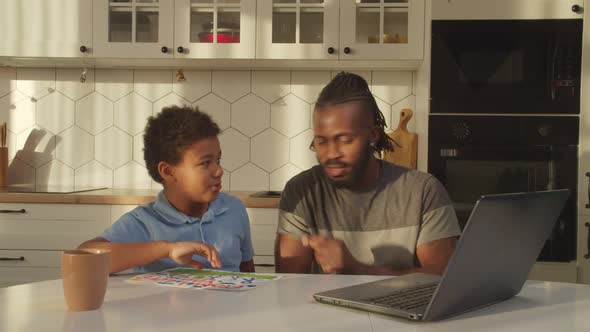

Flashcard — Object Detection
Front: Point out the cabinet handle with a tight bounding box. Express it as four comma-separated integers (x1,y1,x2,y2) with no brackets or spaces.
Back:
161,46,169,54
177,46,185,54
327,47,335,54
0,256,25,261
585,223,590,259
254,264,275,267
343,47,351,54
586,172,590,208
572,4,583,13
79,45,88,53
0,209,26,213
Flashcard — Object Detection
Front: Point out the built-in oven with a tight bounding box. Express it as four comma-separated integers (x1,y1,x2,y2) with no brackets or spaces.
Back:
428,115,578,262
431,19,582,114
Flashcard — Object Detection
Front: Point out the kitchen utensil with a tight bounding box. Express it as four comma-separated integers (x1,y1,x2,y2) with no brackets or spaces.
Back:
0,147,6,187
1,122,6,147
0,123,7,187
198,29,240,43
368,33,408,44
382,109,418,169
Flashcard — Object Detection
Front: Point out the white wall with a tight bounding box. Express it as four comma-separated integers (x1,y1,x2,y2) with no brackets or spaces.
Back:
0,68,417,191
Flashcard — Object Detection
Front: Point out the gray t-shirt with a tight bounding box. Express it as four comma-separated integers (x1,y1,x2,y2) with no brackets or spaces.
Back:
278,161,461,271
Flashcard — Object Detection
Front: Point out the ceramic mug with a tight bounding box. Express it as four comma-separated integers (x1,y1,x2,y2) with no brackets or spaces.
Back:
61,249,110,311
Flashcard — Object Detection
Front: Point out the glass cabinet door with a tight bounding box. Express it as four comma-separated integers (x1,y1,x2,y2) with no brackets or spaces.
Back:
256,0,339,59
175,0,256,58
93,0,174,58
339,0,424,60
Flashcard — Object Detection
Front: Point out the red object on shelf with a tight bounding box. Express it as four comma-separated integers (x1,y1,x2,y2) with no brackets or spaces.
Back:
199,32,240,43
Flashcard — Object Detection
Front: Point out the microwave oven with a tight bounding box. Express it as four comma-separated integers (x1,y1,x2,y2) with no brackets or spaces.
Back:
430,19,582,114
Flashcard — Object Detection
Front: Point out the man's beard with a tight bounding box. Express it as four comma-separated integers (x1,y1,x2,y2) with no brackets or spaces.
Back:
320,141,372,189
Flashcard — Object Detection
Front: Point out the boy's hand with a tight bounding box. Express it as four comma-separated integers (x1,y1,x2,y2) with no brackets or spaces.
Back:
301,235,359,274
168,242,222,269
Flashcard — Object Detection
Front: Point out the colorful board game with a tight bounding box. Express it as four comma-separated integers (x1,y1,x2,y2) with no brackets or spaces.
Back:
127,268,280,291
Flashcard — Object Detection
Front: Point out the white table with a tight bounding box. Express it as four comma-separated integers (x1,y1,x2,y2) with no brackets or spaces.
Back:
2,274,590,332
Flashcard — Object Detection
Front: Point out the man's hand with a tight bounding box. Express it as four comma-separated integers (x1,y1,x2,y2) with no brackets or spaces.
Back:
168,242,222,269
301,235,359,274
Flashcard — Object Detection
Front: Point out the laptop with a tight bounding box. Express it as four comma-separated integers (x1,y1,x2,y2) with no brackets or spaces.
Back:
313,189,570,321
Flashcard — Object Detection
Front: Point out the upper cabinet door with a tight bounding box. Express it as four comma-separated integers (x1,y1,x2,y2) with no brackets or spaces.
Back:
0,0,92,57
175,0,256,59
93,0,174,58
339,0,424,60
256,0,339,60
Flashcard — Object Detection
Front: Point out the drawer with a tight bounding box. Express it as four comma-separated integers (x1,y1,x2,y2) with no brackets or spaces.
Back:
0,250,62,268
253,255,275,274
0,249,63,288
247,208,278,256
246,208,278,226
0,203,110,250
250,224,276,256
0,267,61,288
0,203,109,221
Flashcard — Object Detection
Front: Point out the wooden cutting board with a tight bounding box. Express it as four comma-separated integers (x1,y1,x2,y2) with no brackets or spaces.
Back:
382,108,418,169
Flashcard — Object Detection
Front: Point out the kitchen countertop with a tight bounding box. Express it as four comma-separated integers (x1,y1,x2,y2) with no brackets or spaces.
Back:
3,274,590,331
0,188,280,208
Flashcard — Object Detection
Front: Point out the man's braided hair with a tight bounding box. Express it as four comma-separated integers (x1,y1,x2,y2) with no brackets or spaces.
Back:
313,71,395,156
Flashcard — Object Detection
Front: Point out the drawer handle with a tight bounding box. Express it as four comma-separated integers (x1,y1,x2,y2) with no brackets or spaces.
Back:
0,256,25,261
254,264,275,267
0,209,26,214
586,172,590,208
585,223,590,259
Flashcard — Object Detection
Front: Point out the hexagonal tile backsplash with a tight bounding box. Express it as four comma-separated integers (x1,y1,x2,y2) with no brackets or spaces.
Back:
0,68,416,191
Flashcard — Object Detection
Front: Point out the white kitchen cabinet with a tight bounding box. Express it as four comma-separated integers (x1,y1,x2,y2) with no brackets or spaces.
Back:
94,0,256,59
577,0,590,284
93,0,175,58
256,0,339,60
247,208,278,273
256,0,425,60
174,0,256,59
579,72,590,217
0,203,111,288
0,0,93,57
577,215,590,284
528,262,578,283
339,0,425,60
0,251,61,288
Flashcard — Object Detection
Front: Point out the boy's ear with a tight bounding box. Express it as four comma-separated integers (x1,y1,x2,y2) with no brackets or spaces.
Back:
157,161,175,182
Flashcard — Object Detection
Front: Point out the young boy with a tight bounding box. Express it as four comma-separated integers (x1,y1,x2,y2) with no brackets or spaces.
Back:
79,106,255,274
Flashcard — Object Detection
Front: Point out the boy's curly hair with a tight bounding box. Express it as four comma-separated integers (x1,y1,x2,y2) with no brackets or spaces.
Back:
144,106,220,183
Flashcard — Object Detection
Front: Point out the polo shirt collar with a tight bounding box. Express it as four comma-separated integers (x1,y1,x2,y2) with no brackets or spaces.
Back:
153,191,228,225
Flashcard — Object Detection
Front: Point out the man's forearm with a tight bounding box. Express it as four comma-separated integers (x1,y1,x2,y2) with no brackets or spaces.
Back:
78,240,171,273
275,234,314,273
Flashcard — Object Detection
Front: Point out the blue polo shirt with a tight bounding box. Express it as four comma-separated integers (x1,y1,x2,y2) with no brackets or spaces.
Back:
101,191,254,273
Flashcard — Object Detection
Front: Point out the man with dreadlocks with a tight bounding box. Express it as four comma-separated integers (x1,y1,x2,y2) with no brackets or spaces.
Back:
275,72,461,275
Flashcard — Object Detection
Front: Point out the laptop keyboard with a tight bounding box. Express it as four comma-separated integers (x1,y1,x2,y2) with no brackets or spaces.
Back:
364,284,438,311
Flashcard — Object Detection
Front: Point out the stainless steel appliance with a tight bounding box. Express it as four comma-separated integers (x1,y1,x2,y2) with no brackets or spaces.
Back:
431,19,582,114
428,115,578,262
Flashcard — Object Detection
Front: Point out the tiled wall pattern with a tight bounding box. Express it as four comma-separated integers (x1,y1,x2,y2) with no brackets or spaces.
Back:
0,68,416,192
